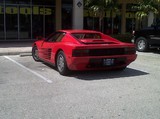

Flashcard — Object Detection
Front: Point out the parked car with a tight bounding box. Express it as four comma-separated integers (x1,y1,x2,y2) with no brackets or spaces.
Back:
32,30,137,75
132,25,160,52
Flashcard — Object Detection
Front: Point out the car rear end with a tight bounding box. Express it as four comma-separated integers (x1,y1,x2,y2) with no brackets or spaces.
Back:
68,44,137,71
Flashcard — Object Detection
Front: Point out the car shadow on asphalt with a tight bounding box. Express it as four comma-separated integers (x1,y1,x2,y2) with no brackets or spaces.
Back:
42,62,149,80
143,49,160,54
68,68,149,80
150,49,160,54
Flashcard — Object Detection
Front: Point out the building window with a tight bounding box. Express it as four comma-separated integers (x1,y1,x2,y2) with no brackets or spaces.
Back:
6,5,18,40
62,4,73,29
0,4,4,40
19,5,31,39
0,0,55,41
32,0,55,6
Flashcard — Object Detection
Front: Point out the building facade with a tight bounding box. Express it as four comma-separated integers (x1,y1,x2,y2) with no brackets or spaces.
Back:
0,0,83,41
84,0,154,35
0,0,154,41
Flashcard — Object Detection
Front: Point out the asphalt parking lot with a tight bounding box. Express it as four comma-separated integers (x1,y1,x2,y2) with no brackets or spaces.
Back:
0,51,160,119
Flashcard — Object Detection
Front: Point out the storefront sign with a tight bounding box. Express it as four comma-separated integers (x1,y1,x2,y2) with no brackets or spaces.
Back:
0,6,52,15
77,1,82,8
84,10,119,18
84,10,135,18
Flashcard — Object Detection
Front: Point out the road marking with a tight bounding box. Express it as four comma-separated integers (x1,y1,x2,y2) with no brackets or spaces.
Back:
4,56,52,83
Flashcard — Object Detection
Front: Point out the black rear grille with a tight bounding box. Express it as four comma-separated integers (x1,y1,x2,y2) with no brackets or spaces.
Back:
72,47,135,57
89,48,125,56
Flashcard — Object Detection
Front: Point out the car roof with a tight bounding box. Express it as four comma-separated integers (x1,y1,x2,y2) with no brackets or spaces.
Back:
58,30,101,34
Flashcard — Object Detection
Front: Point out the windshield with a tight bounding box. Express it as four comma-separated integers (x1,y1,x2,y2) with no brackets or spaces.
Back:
71,33,101,39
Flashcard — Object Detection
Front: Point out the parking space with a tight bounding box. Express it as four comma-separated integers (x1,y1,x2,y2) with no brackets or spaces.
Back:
0,52,160,119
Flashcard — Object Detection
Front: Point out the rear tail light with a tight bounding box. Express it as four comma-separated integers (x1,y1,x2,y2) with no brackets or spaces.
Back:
72,49,89,57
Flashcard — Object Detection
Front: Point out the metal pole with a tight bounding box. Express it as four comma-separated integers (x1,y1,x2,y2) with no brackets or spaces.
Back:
4,0,6,40
43,6,45,38
31,0,33,40
18,5,20,40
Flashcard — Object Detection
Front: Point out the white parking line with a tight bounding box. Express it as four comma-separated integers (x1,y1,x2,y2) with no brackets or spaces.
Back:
4,56,52,83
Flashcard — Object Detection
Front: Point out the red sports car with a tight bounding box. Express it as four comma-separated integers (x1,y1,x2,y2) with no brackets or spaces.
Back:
32,30,137,75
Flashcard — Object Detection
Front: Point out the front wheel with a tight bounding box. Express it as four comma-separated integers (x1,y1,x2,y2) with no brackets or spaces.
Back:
136,37,149,52
32,45,40,62
56,51,70,75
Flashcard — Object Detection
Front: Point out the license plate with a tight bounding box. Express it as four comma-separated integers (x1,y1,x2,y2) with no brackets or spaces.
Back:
103,59,114,66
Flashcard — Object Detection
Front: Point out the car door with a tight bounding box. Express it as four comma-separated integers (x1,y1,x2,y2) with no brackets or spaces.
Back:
39,32,65,63
154,26,160,45
149,26,160,46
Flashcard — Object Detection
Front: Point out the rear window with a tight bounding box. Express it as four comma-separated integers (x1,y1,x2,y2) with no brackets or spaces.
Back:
71,33,101,39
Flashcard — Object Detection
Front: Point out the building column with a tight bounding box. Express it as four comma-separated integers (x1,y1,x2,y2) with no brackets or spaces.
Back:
73,0,83,29
148,12,154,27
56,0,62,30
121,3,126,34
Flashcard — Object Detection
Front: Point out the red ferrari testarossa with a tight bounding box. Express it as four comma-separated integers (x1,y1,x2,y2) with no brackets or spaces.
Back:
32,30,137,75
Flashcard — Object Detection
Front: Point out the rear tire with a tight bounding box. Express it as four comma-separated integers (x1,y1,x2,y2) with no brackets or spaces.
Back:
136,37,149,52
56,51,70,75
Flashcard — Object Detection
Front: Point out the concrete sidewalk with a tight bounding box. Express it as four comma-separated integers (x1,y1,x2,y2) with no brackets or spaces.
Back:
0,42,33,56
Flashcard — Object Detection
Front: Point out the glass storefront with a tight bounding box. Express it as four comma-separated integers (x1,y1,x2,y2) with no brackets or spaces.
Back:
83,9,121,34
5,5,18,39
0,2,4,40
62,4,72,29
84,4,137,34
0,0,55,41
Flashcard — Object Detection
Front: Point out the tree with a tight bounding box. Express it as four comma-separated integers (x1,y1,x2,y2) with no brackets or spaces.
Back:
84,0,118,33
132,0,160,29
133,0,160,23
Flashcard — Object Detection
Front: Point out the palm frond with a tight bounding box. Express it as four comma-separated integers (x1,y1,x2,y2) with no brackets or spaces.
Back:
132,0,159,19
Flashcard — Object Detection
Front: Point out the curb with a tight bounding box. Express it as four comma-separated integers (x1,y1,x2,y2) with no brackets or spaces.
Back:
20,53,32,57
0,47,32,56
0,51,32,56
